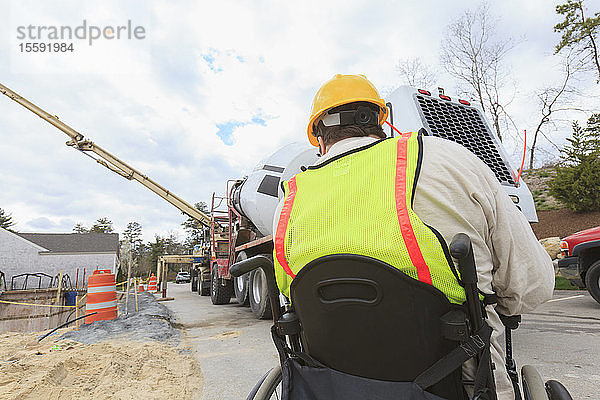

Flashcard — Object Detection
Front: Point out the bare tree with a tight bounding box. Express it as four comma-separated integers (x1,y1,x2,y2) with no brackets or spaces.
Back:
396,58,437,88
440,2,516,141
529,54,585,168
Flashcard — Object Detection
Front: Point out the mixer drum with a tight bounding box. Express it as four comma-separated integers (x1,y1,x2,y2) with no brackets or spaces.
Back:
232,142,320,236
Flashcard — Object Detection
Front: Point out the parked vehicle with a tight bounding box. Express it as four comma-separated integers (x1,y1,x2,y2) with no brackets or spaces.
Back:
559,226,600,304
175,271,191,284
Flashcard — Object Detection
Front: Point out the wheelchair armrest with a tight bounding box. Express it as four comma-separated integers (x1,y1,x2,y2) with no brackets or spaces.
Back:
498,313,521,330
230,254,272,277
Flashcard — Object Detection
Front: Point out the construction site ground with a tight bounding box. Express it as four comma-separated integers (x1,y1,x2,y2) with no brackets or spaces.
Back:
163,283,599,400
1,285,597,399
0,292,204,400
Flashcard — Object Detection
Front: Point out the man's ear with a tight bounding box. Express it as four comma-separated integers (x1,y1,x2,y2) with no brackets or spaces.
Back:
317,136,326,155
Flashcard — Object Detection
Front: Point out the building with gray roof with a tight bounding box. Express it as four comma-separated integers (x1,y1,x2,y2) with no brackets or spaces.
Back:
0,228,119,289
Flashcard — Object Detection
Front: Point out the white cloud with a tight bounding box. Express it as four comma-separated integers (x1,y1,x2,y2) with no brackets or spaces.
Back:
1,0,599,242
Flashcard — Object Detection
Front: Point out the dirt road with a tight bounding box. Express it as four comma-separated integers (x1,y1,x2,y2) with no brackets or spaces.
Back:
164,284,599,399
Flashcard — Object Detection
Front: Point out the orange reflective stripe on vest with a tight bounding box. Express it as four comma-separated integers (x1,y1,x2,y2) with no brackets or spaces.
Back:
274,176,298,279
395,133,433,284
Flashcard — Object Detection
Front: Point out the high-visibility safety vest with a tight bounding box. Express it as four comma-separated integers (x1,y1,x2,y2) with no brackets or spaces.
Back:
273,132,466,304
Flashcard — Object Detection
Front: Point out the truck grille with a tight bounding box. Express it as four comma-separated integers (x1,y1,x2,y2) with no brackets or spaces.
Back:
414,94,515,185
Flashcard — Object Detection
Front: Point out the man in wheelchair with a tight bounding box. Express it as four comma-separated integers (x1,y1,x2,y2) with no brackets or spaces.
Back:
233,75,563,399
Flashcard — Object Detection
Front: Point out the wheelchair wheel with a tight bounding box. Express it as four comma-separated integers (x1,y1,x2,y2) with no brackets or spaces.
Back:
522,365,549,400
246,365,283,400
545,380,573,400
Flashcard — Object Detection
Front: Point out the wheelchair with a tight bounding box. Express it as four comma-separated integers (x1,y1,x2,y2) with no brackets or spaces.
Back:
231,234,573,400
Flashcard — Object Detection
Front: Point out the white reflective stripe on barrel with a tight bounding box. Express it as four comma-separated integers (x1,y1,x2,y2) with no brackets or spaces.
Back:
86,300,117,310
87,285,116,294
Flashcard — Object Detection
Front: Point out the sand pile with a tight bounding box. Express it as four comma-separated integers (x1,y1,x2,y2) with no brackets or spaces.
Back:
0,331,204,399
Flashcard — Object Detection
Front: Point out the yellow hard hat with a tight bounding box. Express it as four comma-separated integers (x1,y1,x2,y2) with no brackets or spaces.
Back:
306,74,389,147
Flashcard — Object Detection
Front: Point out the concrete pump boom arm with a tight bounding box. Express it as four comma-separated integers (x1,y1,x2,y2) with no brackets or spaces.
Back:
0,82,212,228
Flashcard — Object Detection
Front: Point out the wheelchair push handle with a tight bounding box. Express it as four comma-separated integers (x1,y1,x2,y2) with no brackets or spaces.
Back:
449,233,477,286
449,233,483,332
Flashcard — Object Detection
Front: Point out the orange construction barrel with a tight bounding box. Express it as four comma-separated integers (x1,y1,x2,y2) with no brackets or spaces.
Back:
148,274,158,292
85,269,117,324
138,283,145,293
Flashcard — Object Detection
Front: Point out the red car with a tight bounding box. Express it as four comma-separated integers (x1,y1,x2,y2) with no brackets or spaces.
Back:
559,226,600,304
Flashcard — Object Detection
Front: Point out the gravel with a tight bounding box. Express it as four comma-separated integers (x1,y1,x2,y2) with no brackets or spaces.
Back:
60,291,180,345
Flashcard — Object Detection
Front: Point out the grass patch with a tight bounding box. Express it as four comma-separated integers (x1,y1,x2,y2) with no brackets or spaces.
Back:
555,276,579,290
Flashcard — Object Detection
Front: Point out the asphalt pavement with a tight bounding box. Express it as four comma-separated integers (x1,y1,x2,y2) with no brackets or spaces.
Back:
163,283,276,400
163,284,599,399
513,290,599,399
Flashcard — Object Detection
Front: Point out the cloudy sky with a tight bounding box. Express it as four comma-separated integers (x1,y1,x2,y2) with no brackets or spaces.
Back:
1,0,599,242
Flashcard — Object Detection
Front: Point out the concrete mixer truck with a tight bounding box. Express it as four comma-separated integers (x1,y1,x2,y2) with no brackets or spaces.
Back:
1,82,537,320
196,85,538,319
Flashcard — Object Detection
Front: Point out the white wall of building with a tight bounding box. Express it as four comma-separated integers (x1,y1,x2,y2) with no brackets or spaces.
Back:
0,229,117,288
0,229,45,286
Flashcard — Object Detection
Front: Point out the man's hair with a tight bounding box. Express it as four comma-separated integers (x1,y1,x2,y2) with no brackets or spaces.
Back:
315,101,386,147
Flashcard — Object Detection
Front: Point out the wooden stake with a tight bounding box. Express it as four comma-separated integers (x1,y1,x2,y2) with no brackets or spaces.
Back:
55,269,63,303
75,295,80,330
156,259,162,291
134,277,139,312
125,242,133,315
162,261,167,298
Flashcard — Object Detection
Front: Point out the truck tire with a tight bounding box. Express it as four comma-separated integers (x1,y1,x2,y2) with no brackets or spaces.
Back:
191,269,198,292
234,274,250,305
584,260,600,304
249,268,272,319
200,279,210,296
234,252,250,306
197,275,203,295
200,267,210,296
211,265,233,305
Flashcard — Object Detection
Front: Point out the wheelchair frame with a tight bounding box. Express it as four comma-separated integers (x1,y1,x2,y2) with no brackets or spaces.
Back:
230,234,572,400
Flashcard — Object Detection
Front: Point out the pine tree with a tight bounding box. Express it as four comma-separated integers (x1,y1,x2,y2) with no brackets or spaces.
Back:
123,222,143,252
89,217,114,233
73,223,88,233
554,0,600,81
549,113,600,211
182,202,209,252
0,208,15,231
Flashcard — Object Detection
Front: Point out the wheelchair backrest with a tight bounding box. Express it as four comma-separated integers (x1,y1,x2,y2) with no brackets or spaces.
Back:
289,254,465,399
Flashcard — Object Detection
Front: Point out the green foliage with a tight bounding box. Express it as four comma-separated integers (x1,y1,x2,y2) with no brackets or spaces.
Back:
89,217,114,233
73,217,114,233
72,223,88,233
182,202,210,252
555,276,579,290
148,234,185,269
123,221,143,252
548,114,600,211
554,0,600,79
0,208,15,231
